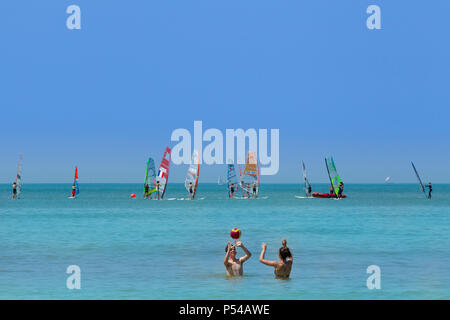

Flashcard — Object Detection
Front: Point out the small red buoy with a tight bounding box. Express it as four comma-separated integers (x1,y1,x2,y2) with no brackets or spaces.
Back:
130,193,136,198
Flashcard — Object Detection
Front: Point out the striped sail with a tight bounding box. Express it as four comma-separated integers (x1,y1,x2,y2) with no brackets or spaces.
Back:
156,147,171,199
240,151,259,197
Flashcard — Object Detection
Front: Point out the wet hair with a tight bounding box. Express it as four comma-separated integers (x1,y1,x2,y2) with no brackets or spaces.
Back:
279,238,292,261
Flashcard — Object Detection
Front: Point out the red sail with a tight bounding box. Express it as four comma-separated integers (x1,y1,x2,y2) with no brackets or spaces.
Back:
156,147,171,199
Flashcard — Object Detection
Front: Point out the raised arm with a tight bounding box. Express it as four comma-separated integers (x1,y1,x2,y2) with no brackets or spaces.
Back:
224,242,231,266
237,241,252,263
259,243,278,267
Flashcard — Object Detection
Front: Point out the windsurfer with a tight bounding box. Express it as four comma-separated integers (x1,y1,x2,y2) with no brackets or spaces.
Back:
71,184,76,198
189,182,193,199
338,182,344,198
12,182,17,199
156,181,161,200
426,182,432,199
144,183,149,199
307,184,312,196
329,184,334,196
252,183,257,199
229,183,235,198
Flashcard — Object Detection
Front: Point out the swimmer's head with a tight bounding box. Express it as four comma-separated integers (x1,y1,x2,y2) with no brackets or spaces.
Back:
225,244,236,257
279,238,292,261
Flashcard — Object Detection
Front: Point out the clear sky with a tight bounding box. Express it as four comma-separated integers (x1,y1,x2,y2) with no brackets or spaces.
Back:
1,1,449,183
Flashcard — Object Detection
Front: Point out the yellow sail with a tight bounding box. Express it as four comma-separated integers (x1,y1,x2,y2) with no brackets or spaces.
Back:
240,151,259,198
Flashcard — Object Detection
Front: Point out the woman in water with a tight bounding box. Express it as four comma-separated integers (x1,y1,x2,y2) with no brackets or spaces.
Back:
259,238,293,279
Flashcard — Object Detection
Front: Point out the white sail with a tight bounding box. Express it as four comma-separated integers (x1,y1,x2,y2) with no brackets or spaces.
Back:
185,150,200,199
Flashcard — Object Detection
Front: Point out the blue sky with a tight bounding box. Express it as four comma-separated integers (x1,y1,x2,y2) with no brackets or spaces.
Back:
1,1,449,183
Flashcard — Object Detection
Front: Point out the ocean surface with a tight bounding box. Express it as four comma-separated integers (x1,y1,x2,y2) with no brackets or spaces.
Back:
0,183,449,300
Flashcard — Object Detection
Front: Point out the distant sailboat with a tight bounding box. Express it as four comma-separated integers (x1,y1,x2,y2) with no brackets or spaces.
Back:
411,162,428,198
226,162,239,198
385,176,391,183
240,151,259,199
13,155,23,200
70,167,79,198
144,158,157,198
302,161,312,197
155,147,171,199
312,156,347,198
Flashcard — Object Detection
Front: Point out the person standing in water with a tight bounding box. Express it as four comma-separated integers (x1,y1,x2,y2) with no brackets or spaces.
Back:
12,182,17,199
307,184,312,197
229,183,235,198
259,238,293,279
156,181,161,200
338,182,344,198
426,182,432,199
188,182,194,200
224,240,252,276
144,183,150,199
252,183,257,199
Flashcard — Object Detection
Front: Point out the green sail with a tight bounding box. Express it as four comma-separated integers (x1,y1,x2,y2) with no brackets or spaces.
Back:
325,157,343,196
144,158,157,195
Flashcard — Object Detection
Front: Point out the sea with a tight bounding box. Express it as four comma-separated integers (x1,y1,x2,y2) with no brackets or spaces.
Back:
0,183,449,300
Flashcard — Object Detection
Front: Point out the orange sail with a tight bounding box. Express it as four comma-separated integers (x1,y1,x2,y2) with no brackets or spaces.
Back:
240,151,259,198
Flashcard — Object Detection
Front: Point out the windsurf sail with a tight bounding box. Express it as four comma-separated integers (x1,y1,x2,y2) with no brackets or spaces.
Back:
156,147,171,199
302,161,312,197
226,162,239,197
325,156,343,196
14,155,23,199
240,151,259,198
73,167,80,196
185,150,200,199
411,162,427,198
144,158,157,196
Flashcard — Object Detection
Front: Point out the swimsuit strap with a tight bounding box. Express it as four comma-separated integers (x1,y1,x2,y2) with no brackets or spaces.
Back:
274,272,289,278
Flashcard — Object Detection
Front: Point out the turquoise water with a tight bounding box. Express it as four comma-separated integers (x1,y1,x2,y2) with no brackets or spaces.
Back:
0,183,449,300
